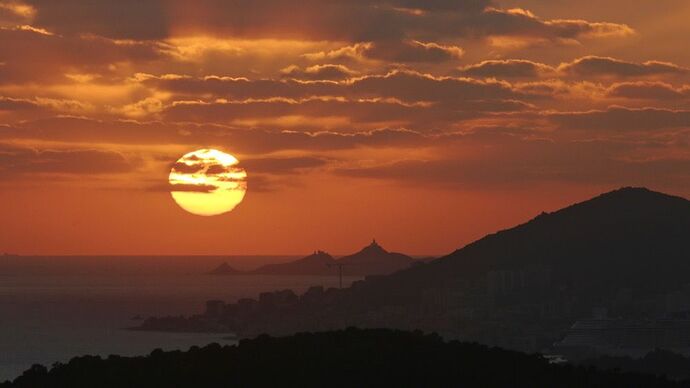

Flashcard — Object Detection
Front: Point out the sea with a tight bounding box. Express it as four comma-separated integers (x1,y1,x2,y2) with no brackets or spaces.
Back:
0,256,360,382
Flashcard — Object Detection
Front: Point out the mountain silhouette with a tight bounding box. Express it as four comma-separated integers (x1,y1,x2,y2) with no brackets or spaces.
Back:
251,251,336,275
368,187,690,299
138,187,690,353
337,239,415,275
263,187,690,342
207,262,242,275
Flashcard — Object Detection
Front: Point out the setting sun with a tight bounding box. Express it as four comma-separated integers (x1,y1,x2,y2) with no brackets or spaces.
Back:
169,149,247,216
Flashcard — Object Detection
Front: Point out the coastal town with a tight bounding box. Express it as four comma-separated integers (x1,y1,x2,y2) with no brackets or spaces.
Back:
135,189,690,360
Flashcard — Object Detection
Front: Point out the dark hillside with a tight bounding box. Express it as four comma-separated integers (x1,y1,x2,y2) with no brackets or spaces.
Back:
374,187,690,297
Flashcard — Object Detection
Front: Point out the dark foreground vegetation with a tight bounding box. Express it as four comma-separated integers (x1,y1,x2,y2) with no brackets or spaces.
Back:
580,349,690,381
3,328,688,388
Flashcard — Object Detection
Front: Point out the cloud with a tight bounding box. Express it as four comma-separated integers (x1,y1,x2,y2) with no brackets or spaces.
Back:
27,0,167,39
336,137,690,189
543,18,634,39
0,27,168,85
359,40,464,63
455,56,688,81
205,164,228,175
337,154,690,189
0,96,91,121
156,156,328,193
0,143,133,177
144,69,525,105
138,74,340,101
281,64,358,81
139,69,535,130
162,97,449,129
0,1,35,27
548,106,690,131
0,116,447,153
168,183,217,193
147,181,219,193
456,59,555,78
303,40,464,64
0,0,687,204
0,96,41,111
160,94,535,130
386,0,490,12
170,161,204,174
302,43,373,63
465,8,633,46
118,97,165,118
558,56,688,78
605,82,690,100
22,0,631,48
242,156,329,174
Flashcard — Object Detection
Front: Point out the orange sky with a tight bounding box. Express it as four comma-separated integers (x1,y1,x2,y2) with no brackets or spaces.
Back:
1,0,689,256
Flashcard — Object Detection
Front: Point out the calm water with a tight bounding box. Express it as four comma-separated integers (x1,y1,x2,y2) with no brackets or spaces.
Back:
0,257,359,382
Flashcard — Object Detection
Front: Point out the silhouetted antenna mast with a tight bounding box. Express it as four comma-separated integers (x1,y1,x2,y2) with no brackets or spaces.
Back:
326,262,351,289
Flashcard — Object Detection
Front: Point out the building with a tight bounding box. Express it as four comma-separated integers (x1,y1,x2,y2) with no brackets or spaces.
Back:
204,300,226,317
555,318,690,358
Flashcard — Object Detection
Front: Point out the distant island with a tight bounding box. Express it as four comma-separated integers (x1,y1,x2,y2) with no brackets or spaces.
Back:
208,262,243,275
250,250,336,275
208,240,425,276
3,328,685,387
135,187,690,362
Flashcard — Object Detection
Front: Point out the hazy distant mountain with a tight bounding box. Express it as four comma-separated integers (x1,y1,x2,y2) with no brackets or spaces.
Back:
337,239,415,276
236,241,416,276
208,262,242,275
251,251,336,275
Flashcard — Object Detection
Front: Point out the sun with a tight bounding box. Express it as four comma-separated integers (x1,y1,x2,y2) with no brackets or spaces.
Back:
169,149,247,216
